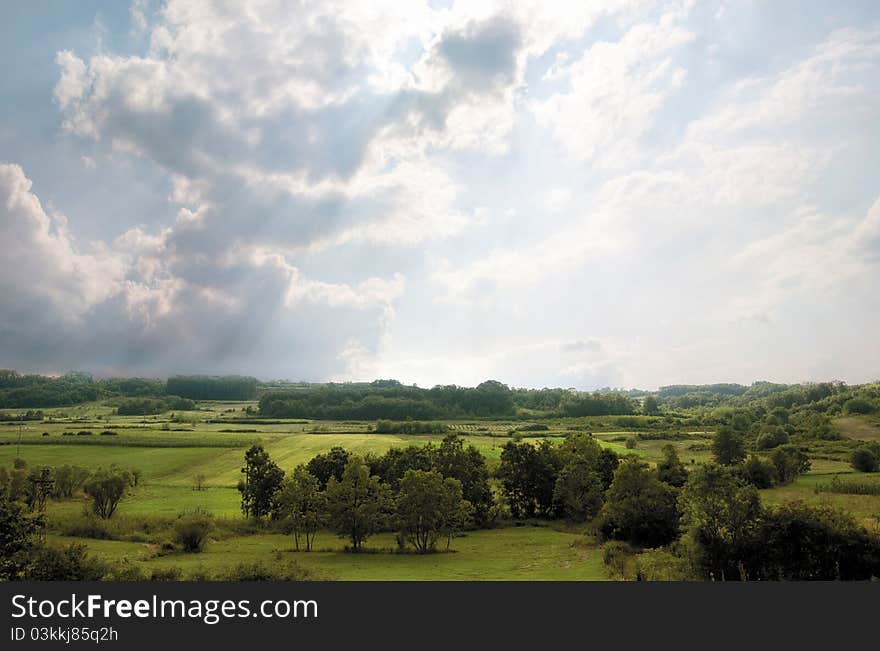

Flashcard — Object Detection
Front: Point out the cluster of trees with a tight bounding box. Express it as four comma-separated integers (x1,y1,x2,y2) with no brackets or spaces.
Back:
116,396,195,415
259,380,516,420
0,409,44,421
658,380,880,420
711,426,811,488
373,420,448,434
0,371,100,408
237,435,491,553
0,370,261,410
259,380,639,420
0,460,136,519
679,465,880,580
165,376,259,401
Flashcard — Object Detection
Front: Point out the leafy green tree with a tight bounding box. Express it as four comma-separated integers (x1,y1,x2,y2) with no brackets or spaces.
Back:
741,454,777,488
0,498,43,580
433,434,493,525
83,467,132,519
656,444,688,487
712,427,746,466
497,440,562,518
238,445,284,521
755,501,880,580
755,427,789,450
396,469,472,553
598,458,680,547
642,395,660,415
306,446,350,490
558,433,619,489
51,465,91,498
325,456,392,551
276,465,325,551
552,458,603,522
368,444,435,492
769,445,810,484
679,464,762,580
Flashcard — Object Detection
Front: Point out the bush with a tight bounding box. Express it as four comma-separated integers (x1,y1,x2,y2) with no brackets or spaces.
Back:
755,428,789,450
149,567,183,581
173,512,213,552
624,437,638,449
223,560,314,581
851,448,879,473
843,397,876,415
602,540,635,579
24,544,107,580
635,548,694,581
742,455,778,489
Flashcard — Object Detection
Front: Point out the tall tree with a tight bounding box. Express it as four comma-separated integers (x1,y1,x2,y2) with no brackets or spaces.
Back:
552,458,603,522
712,427,746,466
433,434,494,524
238,445,284,521
396,470,472,553
656,444,688,487
497,440,562,518
276,465,325,551
83,467,132,519
325,456,392,551
679,464,762,581
598,458,681,547
306,446,350,490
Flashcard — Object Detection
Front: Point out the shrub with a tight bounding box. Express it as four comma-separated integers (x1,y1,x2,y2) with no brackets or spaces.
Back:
24,544,107,580
624,437,638,449
173,512,214,552
635,548,694,581
149,567,182,581
843,397,876,415
742,455,778,489
602,540,635,579
851,448,879,473
755,428,789,450
223,560,313,581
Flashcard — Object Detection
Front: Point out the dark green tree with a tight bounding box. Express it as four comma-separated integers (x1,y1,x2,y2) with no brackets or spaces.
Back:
741,454,777,488
276,465,325,551
83,467,132,519
656,444,688,487
396,469,472,553
598,458,680,547
851,446,879,473
552,458,603,522
769,445,810,484
497,440,562,518
0,498,43,580
325,456,392,551
306,446,350,490
238,445,284,521
712,427,746,466
433,434,493,525
679,464,762,580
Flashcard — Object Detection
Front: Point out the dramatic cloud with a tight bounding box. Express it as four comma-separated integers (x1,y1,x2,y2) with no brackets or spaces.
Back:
0,1,878,386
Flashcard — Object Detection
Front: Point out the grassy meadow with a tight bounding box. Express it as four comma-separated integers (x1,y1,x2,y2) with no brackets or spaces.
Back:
3,400,880,580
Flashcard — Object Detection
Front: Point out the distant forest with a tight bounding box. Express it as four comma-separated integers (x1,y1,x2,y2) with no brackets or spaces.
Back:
0,369,878,423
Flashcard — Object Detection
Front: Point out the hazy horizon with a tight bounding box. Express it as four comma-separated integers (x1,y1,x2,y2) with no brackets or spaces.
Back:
2,1,879,390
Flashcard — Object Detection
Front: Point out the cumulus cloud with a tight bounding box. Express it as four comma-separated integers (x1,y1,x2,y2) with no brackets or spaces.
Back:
1,1,878,387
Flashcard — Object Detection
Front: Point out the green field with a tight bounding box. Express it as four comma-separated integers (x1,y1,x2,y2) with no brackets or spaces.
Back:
4,402,880,580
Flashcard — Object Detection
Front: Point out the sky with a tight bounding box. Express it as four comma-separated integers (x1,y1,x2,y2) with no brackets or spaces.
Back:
0,0,879,390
